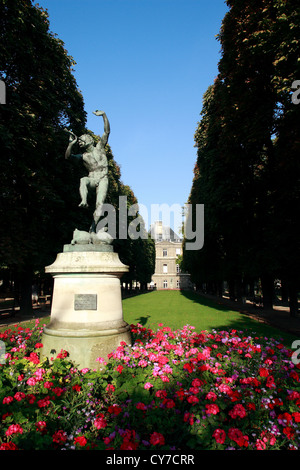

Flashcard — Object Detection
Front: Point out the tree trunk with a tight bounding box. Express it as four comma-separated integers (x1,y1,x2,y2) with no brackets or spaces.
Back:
228,280,236,301
281,279,289,303
18,269,33,316
287,279,299,317
261,275,274,310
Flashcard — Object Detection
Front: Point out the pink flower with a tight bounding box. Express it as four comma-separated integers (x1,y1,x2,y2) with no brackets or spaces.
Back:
138,359,148,368
205,391,217,401
96,357,107,365
27,377,37,386
6,424,23,436
255,439,266,450
94,413,107,429
144,382,153,389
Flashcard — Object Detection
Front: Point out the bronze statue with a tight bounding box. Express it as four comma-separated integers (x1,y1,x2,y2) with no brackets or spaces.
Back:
65,110,110,233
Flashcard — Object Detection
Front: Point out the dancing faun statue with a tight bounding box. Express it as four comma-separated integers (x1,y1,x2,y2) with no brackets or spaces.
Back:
64,110,110,234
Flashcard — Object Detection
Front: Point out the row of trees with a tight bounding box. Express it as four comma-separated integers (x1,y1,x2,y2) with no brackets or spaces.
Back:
183,0,299,316
0,0,155,314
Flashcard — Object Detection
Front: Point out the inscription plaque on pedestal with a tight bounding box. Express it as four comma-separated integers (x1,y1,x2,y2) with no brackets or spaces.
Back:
74,294,97,311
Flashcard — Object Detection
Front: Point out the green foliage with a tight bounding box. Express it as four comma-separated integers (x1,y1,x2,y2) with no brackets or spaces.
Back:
0,0,155,308
183,0,299,312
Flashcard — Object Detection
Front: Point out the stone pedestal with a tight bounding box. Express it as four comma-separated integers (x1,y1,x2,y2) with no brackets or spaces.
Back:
41,245,131,370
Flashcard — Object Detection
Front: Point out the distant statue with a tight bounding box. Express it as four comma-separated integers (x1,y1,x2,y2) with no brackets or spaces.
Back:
65,110,110,233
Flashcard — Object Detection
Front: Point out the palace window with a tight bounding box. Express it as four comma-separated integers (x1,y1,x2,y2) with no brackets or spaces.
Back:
163,280,168,289
163,264,168,273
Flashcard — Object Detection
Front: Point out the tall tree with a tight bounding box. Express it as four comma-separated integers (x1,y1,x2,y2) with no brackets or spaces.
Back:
183,0,299,314
0,0,87,313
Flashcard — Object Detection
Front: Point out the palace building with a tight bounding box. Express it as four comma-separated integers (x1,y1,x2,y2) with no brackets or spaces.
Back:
149,221,192,290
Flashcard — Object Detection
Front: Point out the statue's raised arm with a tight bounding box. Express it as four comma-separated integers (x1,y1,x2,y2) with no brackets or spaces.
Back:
64,129,79,159
93,110,110,146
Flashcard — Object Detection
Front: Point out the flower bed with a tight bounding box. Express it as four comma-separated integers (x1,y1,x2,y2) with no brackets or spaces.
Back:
0,320,300,450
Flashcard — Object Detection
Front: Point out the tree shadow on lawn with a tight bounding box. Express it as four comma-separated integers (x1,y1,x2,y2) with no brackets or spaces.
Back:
179,290,232,312
134,315,151,326
180,290,297,345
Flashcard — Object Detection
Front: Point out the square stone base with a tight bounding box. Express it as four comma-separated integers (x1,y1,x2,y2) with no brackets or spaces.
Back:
40,249,131,370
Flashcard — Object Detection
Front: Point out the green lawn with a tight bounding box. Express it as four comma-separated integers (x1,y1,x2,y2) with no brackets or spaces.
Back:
1,290,297,347
123,290,297,346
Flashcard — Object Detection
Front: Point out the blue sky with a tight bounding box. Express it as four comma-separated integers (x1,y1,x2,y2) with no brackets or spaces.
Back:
35,0,228,231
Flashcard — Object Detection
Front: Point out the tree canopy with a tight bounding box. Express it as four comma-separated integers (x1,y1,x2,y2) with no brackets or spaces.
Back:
0,0,155,312
183,0,299,315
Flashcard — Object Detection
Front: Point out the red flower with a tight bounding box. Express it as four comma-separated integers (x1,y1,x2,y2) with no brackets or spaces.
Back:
259,367,269,377
52,430,67,445
120,429,139,450
213,428,226,445
74,435,87,447
187,395,199,404
72,384,81,392
94,413,107,429
292,412,300,423
136,402,147,410
228,428,249,447
228,404,247,419
43,381,53,390
163,398,175,409
0,442,18,450
26,394,36,404
155,390,167,399
183,412,194,425
205,404,220,415
26,352,40,364
108,404,122,415
2,396,13,405
266,375,276,389
150,432,165,446
246,402,256,411
56,349,69,359
36,421,47,433
183,362,194,373
116,365,123,373
283,427,295,440
37,396,51,408
14,392,25,401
